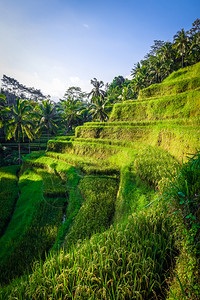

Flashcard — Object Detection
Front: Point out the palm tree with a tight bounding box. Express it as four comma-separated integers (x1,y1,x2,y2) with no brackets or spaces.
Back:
0,94,10,129
131,62,141,78
89,96,109,122
173,29,190,68
149,54,163,83
57,97,85,134
159,42,174,61
36,99,58,142
6,98,34,164
131,73,146,97
88,78,106,103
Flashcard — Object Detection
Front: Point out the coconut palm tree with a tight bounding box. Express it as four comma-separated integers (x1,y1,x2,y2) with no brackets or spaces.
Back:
131,73,146,97
5,98,34,164
89,78,106,103
149,53,163,83
89,96,109,122
36,99,58,141
131,62,141,78
0,94,10,129
57,97,85,134
173,29,190,68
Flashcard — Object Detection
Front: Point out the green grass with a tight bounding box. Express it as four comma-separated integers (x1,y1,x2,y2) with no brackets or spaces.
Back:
47,140,122,159
75,123,200,162
138,77,200,100
109,89,200,122
0,160,79,284
0,202,178,300
163,61,200,83
34,167,67,198
164,151,200,300
78,117,200,127
0,169,44,283
0,165,20,236
134,145,180,190
0,63,200,299
46,151,119,175
64,175,119,249
114,164,156,223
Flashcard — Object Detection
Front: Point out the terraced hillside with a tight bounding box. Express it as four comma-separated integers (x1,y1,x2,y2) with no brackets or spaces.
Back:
76,62,200,161
0,63,200,299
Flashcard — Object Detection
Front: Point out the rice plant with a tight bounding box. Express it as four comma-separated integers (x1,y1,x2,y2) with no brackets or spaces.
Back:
0,165,19,236
0,203,178,300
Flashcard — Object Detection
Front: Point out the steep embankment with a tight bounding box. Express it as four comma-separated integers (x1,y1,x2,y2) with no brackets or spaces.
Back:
0,63,200,299
76,62,200,161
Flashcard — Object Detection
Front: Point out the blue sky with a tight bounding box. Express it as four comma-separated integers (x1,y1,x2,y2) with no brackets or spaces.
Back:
0,0,199,100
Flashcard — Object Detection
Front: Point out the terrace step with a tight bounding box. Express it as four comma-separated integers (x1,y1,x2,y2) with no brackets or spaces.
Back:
74,122,200,162
110,89,200,122
138,62,200,99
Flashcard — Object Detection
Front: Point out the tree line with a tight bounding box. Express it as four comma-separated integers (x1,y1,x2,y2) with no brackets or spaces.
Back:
0,18,199,164
0,83,112,164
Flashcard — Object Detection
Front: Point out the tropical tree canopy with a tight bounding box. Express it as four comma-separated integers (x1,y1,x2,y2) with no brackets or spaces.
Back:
5,98,34,163
89,78,106,103
36,99,58,141
89,96,109,122
130,19,200,97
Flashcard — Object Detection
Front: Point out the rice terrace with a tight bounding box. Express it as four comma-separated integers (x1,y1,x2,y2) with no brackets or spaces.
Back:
0,18,200,300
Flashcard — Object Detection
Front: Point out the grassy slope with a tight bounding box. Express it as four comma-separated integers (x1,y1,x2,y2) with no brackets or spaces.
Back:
0,63,200,299
0,165,19,237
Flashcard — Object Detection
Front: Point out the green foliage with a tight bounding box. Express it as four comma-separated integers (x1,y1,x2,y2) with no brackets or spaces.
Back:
111,89,200,121
163,61,200,83
64,175,118,248
89,95,109,122
139,76,200,100
0,169,44,283
76,121,200,162
52,166,83,250
36,99,58,141
130,20,200,96
134,146,180,190
22,151,84,251
0,161,74,284
164,153,200,299
35,167,67,198
114,164,155,222
0,60,200,298
46,151,119,176
165,152,200,252
47,139,120,159
76,124,153,143
0,165,19,236
1,204,178,300
167,245,200,300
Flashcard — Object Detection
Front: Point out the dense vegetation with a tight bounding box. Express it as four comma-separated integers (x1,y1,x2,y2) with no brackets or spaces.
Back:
0,19,200,300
